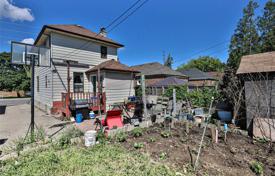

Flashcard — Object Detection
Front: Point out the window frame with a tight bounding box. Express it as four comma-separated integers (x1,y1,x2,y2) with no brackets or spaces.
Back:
100,46,107,59
73,72,84,93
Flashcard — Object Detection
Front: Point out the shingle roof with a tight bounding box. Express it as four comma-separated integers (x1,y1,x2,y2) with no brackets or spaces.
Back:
180,68,215,80
131,62,186,77
237,52,275,74
86,59,139,73
151,77,188,87
34,24,123,47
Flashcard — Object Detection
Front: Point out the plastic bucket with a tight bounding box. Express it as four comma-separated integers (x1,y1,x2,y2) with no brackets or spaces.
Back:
76,113,83,123
89,111,95,119
85,130,97,147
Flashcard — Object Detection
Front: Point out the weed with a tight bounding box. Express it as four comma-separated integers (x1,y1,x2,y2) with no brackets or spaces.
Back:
56,127,84,148
161,131,171,138
148,137,156,143
132,127,143,137
14,137,24,156
115,131,127,142
134,142,144,149
255,137,269,144
96,130,107,144
159,152,167,160
250,161,264,175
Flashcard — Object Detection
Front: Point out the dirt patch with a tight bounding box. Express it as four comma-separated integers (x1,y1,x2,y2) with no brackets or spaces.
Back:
118,122,275,176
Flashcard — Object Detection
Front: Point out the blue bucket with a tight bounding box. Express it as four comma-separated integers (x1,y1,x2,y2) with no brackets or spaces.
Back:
76,112,83,123
217,111,232,122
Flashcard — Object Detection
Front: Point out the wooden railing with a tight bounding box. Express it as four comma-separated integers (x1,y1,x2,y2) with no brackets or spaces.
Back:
61,92,106,117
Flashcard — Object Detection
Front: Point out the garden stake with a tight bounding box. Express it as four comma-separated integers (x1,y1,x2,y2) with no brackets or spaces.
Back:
194,97,214,171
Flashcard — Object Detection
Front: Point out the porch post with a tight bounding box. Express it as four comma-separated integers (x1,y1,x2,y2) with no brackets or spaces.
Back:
97,68,101,116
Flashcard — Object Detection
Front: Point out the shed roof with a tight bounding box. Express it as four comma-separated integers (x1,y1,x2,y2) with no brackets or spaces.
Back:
131,62,186,77
34,24,123,47
151,77,188,87
86,59,139,73
180,68,215,80
237,52,275,74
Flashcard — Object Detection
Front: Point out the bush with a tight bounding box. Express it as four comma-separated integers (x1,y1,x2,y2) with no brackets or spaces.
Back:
250,161,264,175
131,127,143,137
115,131,128,142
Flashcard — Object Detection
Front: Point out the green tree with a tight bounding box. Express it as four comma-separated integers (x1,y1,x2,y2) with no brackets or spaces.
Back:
258,0,275,52
177,56,225,72
0,52,30,93
227,0,260,70
164,53,173,68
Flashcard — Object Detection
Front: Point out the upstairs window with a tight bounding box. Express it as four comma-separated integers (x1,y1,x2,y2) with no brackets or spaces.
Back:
101,46,107,59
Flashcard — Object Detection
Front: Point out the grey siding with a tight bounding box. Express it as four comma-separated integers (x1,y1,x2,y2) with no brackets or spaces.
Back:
51,32,117,66
34,66,52,113
104,71,135,109
52,65,89,101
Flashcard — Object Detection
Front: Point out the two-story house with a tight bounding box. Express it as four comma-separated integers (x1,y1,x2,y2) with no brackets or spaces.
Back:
33,24,138,116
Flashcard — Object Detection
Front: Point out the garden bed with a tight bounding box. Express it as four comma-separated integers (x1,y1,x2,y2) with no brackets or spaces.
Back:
118,122,275,176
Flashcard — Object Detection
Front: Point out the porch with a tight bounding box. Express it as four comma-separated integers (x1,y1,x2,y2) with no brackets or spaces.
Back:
61,92,106,117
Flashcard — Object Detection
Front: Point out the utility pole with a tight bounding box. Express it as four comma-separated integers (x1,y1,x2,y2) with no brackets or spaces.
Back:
141,75,147,119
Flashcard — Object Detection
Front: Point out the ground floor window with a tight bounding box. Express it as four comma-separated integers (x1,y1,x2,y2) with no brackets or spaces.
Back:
90,74,104,94
73,72,84,92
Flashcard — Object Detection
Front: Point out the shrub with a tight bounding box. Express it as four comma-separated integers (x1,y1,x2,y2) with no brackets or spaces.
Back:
250,161,264,175
96,130,107,144
115,131,128,142
134,142,144,149
161,131,171,138
132,127,143,137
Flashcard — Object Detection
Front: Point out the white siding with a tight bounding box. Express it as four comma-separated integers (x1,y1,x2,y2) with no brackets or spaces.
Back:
104,71,135,109
34,66,52,113
52,65,89,101
51,32,117,66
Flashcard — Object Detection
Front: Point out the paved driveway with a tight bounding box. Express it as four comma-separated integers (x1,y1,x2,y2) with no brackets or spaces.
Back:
0,104,70,149
0,98,30,106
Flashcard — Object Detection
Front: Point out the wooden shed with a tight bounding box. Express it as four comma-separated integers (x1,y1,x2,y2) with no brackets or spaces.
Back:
237,51,275,141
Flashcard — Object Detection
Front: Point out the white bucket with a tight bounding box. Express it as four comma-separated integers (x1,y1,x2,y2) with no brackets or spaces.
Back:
84,130,97,147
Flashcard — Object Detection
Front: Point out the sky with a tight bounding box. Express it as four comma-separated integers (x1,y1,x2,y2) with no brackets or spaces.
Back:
0,0,268,68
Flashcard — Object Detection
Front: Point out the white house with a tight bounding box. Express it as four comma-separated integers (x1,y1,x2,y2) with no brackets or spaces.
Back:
33,24,137,116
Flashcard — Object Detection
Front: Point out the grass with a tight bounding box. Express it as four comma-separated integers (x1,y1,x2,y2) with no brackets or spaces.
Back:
250,160,264,175
131,127,143,137
1,144,176,176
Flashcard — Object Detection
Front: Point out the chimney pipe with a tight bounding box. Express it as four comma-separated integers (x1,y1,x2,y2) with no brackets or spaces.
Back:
99,27,107,37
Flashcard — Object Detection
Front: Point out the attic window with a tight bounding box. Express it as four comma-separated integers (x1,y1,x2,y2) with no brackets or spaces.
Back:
101,46,107,59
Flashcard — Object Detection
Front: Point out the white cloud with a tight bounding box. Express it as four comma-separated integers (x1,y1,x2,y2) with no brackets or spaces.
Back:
21,38,34,44
0,0,34,21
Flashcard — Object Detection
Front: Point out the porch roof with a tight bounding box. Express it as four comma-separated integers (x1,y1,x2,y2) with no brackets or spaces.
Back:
86,59,139,73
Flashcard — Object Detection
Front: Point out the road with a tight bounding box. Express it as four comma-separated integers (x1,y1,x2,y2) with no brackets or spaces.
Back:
0,98,31,106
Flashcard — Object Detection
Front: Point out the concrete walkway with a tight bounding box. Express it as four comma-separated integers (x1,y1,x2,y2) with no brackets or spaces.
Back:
0,104,70,149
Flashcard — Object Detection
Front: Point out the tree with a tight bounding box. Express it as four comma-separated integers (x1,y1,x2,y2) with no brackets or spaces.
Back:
0,52,30,93
258,0,275,52
177,56,225,72
164,53,173,68
227,0,260,70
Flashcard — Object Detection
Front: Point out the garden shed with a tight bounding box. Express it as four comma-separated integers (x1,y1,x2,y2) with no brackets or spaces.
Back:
237,51,275,141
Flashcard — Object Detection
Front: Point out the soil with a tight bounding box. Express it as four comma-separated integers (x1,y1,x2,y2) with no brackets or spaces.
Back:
118,122,275,176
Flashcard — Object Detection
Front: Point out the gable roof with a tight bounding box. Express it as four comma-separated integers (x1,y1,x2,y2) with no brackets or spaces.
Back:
34,24,124,47
131,62,185,77
151,77,188,87
237,52,275,74
86,59,139,73
180,68,215,80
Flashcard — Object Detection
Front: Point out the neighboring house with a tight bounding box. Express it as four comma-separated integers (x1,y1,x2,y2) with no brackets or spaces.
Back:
237,51,275,141
131,62,187,95
32,24,137,116
180,68,217,88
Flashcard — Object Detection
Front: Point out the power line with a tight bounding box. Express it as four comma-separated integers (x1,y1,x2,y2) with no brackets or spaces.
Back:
63,0,149,61
105,0,143,29
108,0,149,32
173,40,230,64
